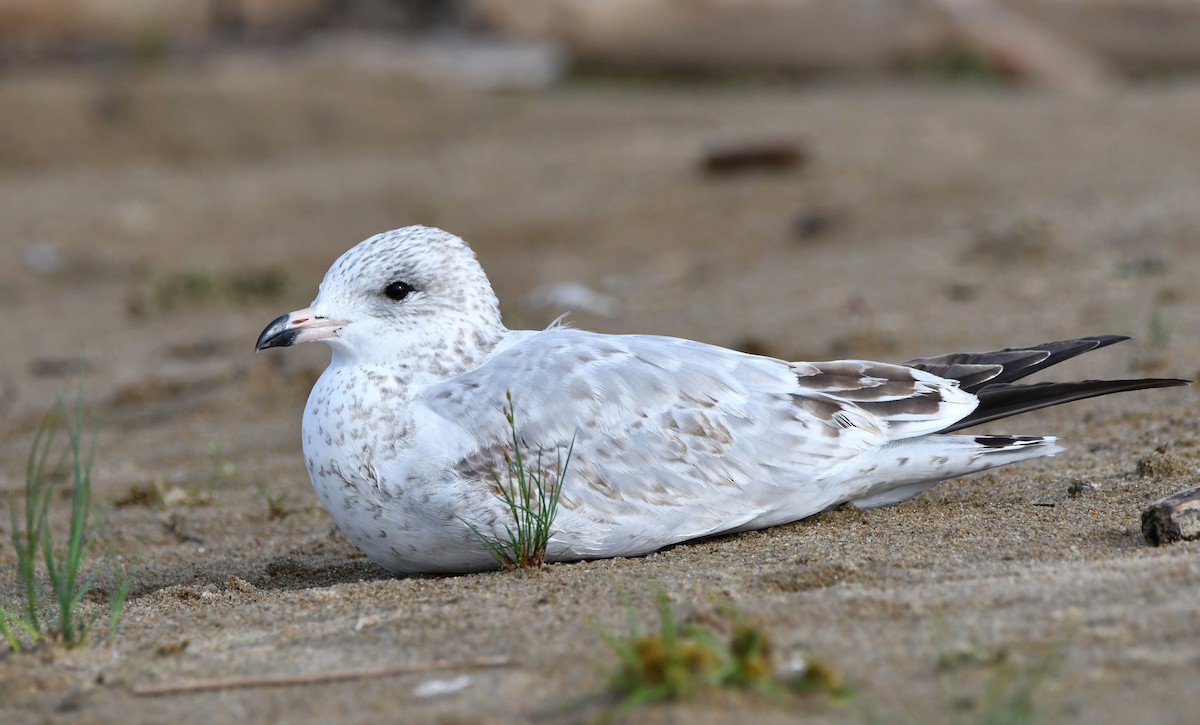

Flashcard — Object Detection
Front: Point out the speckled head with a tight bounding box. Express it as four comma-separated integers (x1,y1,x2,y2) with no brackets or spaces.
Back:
256,226,506,373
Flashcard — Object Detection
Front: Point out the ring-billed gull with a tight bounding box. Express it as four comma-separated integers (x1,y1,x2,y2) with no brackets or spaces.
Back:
256,226,1188,574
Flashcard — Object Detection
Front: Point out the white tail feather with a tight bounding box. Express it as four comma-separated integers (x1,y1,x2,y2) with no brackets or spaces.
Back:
851,434,1062,509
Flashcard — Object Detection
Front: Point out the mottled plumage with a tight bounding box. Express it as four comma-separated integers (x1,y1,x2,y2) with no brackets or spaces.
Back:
256,226,1187,574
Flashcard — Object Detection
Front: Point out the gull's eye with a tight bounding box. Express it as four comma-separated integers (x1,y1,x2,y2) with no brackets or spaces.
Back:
384,280,416,301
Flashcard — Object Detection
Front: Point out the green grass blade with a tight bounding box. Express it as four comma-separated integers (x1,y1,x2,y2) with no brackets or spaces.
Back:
6,385,119,648
0,607,22,651
63,401,91,609
105,559,132,644
463,392,570,570
657,592,677,654
18,416,60,638
9,495,41,639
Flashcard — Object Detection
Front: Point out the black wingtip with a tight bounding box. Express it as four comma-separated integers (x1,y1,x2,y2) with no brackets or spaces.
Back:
906,334,1188,432
942,377,1190,433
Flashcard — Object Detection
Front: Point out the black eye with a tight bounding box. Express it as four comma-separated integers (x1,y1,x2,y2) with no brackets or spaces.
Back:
384,280,416,301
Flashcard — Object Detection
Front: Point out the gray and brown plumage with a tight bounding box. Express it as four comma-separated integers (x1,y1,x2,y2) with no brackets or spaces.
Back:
256,226,1188,574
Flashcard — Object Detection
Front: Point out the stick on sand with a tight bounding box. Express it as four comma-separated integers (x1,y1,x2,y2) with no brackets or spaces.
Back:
132,655,511,696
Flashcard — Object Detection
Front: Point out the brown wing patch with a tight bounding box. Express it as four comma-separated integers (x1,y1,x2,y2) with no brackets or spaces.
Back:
791,361,960,435
855,391,944,417
790,393,884,436
660,408,730,441
791,394,843,423
452,442,570,497
792,361,924,400
579,474,623,501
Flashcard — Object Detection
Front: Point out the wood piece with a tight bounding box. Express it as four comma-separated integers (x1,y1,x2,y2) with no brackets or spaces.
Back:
131,655,510,696
701,141,807,177
926,0,1112,93
1142,484,1200,546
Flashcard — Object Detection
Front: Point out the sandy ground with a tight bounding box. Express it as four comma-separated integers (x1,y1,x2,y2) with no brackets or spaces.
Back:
0,45,1198,723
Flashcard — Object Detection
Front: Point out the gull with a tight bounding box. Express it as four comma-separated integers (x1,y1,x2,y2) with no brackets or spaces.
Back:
256,226,1187,574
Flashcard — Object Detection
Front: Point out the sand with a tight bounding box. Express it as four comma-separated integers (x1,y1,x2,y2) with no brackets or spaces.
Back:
0,46,1198,724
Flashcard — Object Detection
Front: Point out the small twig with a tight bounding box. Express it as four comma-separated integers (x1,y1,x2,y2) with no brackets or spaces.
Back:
131,655,511,696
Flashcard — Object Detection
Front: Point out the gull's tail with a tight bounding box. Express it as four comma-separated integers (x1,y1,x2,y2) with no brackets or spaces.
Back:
853,434,1062,508
850,335,1188,509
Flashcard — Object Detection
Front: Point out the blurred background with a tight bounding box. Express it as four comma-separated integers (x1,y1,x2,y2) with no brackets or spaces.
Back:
2,5,1199,723
1,0,1197,428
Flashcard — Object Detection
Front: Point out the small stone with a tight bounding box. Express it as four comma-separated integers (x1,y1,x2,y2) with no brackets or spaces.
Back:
353,614,380,632
792,208,840,240
1066,481,1096,498
523,282,622,318
412,674,472,698
225,575,256,593
1135,450,1191,479
155,639,190,657
22,243,61,276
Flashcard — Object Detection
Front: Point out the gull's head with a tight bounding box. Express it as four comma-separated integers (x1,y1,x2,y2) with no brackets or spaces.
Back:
255,226,504,367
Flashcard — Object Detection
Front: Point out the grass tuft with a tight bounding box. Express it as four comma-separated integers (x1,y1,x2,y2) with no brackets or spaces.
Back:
127,266,289,317
595,592,848,718
973,642,1069,725
466,391,572,570
0,388,132,650
930,618,1073,725
254,480,292,521
599,593,724,710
